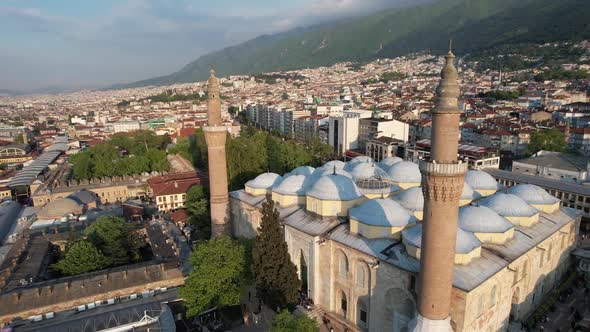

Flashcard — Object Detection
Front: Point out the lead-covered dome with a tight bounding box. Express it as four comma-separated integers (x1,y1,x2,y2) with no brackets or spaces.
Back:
285,166,315,177
68,189,98,205
245,172,282,189
403,224,481,255
350,163,387,182
461,182,480,201
272,174,307,196
38,197,83,220
478,193,538,217
507,184,560,205
458,206,514,234
322,160,346,171
393,186,424,212
379,156,403,170
306,174,363,201
464,170,500,191
387,161,421,184
349,199,416,227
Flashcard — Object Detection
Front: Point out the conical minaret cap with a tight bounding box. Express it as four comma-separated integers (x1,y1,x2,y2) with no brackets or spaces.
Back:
433,40,460,114
208,67,220,100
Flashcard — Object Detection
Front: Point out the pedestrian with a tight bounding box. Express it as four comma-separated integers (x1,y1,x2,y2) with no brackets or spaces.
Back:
329,328,334,332
540,324,544,331
248,290,251,302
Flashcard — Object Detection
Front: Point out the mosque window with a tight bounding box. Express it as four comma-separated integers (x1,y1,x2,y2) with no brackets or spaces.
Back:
477,296,485,316
547,245,552,262
490,285,497,307
356,264,366,288
339,253,349,278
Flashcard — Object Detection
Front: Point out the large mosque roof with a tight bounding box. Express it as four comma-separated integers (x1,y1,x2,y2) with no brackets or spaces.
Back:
387,161,421,183
393,186,424,211
461,182,480,201
379,156,403,170
477,193,538,217
37,198,83,220
402,224,481,254
285,166,315,177
458,205,514,233
272,174,308,196
306,174,363,201
507,184,560,205
245,172,282,189
349,199,416,227
464,170,501,191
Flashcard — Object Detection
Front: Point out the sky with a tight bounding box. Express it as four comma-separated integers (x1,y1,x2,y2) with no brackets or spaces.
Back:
0,0,404,92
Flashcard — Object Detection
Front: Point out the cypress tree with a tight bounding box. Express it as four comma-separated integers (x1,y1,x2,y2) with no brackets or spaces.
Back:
252,198,299,310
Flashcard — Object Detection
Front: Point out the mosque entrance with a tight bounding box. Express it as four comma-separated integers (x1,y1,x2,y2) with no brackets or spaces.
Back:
300,250,309,295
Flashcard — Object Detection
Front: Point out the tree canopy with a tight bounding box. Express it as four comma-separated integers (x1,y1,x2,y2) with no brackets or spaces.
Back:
84,216,142,266
252,199,299,310
185,185,211,239
69,130,170,180
52,240,109,276
526,128,568,156
271,309,319,332
179,237,250,317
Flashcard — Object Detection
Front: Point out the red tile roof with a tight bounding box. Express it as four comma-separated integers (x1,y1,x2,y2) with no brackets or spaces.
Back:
147,171,208,196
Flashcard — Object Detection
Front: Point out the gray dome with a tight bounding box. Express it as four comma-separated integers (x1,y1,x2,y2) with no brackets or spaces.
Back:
68,189,97,205
459,205,514,234
273,175,307,196
461,182,481,201
507,184,560,205
345,156,375,171
246,172,282,189
387,161,421,183
350,199,416,227
285,166,315,177
38,198,83,219
465,170,500,191
350,163,387,182
307,174,363,201
393,186,424,212
478,193,538,217
321,160,346,171
403,224,481,254
379,157,403,170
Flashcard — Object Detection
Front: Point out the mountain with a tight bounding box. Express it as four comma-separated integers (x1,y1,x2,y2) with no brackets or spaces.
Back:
121,0,590,88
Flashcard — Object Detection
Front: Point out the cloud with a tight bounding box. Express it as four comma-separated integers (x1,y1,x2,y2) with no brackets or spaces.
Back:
0,0,408,90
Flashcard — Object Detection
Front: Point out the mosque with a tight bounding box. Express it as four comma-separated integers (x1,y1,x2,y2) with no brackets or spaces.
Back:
203,48,581,332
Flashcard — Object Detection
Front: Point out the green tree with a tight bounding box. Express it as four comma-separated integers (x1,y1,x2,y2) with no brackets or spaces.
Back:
526,128,568,155
271,309,319,332
84,216,141,266
179,237,248,317
281,92,289,100
186,185,211,239
52,240,109,276
252,199,299,310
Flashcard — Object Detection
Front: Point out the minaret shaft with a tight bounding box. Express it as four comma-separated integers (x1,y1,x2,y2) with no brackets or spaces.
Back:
414,44,466,330
203,69,231,238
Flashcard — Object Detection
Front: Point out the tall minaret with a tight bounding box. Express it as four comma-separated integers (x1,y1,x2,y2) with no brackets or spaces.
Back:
411,42,467,332
203,68,231,238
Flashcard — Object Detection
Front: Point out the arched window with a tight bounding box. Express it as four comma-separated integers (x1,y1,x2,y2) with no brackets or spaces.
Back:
477,296,485,316
340,291,348,317
547,244,552,262
358,300,368,327
356,264,366,288
339,252,349,278
490,285,497,307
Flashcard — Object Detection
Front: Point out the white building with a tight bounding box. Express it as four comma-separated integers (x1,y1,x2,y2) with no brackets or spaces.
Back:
112,121,141,133
328,110,372,156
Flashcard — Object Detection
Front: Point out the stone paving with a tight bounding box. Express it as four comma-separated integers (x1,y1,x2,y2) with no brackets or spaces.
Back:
527,277,589,332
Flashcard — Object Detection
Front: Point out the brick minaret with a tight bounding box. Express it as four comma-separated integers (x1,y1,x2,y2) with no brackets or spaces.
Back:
411,42,467,332
203,68,231,238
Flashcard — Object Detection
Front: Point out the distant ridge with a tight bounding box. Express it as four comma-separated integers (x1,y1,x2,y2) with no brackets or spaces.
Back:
118,0,590,89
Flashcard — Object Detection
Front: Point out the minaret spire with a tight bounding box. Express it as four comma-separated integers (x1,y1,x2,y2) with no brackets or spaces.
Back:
410,43,467,332
203,67,231,238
